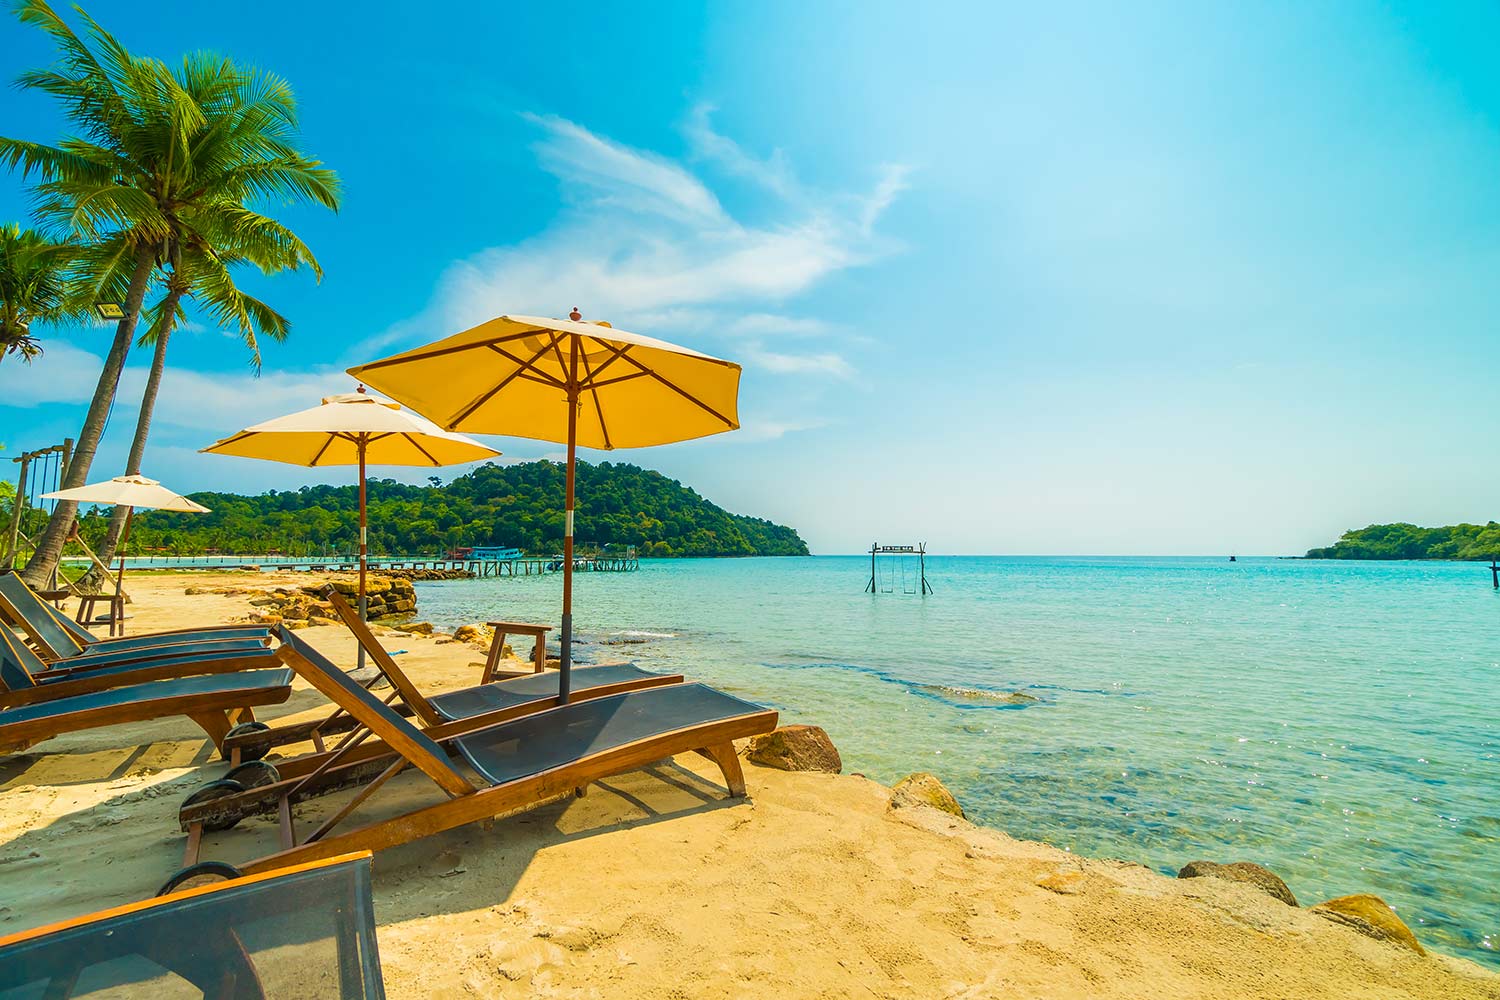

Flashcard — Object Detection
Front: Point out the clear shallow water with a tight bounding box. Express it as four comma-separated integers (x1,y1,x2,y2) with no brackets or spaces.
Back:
413,556,1500,964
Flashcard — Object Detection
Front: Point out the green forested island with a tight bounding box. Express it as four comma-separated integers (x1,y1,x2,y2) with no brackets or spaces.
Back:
1306,522,1500,560
88,461,808,559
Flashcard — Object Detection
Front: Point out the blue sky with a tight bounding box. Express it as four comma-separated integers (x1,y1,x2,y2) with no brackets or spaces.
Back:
1,1,1498,555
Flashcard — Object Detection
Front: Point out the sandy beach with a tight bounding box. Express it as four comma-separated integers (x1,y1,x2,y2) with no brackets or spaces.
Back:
1,571,1494,999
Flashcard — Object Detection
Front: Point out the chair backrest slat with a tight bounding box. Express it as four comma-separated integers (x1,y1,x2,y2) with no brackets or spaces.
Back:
319,586,442,727
0,626,40,691
0,572,88,658
272,626,474,797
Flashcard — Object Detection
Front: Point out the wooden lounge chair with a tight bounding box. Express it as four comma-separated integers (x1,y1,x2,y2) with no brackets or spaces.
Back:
0,570,271,665
0,852,386,999
0,616,285,705
180,625,776,874
219,584,684,765
0,626,293,755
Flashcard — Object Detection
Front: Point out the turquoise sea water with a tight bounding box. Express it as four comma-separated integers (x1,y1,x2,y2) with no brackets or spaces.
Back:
411,555,1500,965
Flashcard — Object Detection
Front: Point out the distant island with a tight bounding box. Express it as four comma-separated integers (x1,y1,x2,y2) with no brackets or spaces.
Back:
1306,522,1500,560
106,461,810,559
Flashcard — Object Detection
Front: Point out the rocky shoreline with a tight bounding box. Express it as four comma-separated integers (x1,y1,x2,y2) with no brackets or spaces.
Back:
743,724,1437,960
186,574,426,627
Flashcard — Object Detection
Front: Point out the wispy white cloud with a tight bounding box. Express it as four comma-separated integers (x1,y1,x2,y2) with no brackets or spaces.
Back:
742,345,855,379
682,103,799,200
522,112,727,227
0,341,353,435
425,113,905,367
726,416,829,443
128,365,355,435
727,313,835,337
0,342,103,406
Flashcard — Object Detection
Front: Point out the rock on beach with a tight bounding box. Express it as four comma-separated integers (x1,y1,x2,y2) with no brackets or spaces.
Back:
1311,894,1426,955
743,725,842,773
889,772,965,818
1177,860,1298,906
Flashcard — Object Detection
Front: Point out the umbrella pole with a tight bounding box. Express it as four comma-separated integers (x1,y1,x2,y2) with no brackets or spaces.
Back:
113,506,134,637
358,437,368,670
560,340,579,703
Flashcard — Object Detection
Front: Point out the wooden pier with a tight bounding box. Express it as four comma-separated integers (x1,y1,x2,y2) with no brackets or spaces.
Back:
85,545,641,577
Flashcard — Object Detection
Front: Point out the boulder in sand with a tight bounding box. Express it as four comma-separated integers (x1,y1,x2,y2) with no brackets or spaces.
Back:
1177,860,1298,906
889,772,965,818
744,725,842,774
1311,894,1425,955
394,621,435,636
453,623,493,645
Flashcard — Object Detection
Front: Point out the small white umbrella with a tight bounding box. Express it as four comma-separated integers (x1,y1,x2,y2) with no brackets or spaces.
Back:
42,475,210,620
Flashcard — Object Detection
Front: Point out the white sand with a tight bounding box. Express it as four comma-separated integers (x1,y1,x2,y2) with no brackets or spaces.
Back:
1,571,1494,998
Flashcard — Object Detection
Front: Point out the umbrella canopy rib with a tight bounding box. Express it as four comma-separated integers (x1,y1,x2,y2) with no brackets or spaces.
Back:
549,337,571,386
575,341,632,386
399,433,440,466
350,326,560,373
488,344,568,389
451,336,560,426
308,436,336,467
585,371,650,390
615,348,736,429
353,337,499,371
578,349,614,450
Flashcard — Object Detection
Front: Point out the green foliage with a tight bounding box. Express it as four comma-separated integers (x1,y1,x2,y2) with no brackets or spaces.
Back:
0,222,82,363
0,0,339,368
113,461,810,558
1306,522,1500,561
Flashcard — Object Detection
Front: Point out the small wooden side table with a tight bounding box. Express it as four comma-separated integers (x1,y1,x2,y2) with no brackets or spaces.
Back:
482,621,552,682
75,593,126,636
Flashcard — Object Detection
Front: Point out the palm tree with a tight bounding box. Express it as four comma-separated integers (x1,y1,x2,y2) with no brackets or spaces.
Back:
0,1,339,586
85,222,314,581
0,222,81,364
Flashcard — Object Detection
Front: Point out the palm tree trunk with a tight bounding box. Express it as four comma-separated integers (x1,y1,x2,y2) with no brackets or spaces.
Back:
86,287,182,582
21,243,156,587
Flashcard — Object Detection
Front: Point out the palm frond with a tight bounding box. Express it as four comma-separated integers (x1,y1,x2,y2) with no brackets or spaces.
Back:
7,0,341,373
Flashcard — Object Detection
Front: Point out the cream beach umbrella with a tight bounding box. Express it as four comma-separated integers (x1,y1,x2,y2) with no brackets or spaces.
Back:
347,311,740,702
42,475,210,610
200,390,500,665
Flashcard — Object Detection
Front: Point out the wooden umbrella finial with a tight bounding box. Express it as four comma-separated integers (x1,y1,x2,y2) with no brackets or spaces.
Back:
569,307,582,321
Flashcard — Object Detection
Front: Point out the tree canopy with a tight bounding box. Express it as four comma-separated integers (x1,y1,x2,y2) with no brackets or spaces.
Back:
1306,522,1500,560
108,460,809,558
2,0,339,586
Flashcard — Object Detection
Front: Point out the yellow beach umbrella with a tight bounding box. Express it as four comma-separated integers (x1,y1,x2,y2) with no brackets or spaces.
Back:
348,311,741,701
42,475,210,621
201,390,500,664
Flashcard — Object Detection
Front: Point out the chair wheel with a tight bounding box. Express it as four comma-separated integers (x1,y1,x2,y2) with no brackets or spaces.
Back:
179,778,246,832
157,860,244,896
224,760,281,789
222,721,272,761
